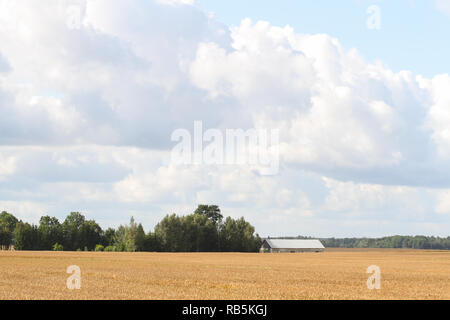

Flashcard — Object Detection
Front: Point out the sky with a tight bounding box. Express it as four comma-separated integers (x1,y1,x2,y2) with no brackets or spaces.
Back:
198,0,450,78
0,0,450,237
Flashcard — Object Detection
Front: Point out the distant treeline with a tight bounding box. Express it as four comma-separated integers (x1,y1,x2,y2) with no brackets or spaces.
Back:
277,235,450,250
0,205,262,252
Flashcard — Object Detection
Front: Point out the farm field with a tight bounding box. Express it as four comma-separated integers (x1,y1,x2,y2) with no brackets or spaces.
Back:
0,249,449,300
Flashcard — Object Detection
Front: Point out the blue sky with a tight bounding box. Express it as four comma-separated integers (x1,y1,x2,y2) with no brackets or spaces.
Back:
1,0,450,237
198,0,450,77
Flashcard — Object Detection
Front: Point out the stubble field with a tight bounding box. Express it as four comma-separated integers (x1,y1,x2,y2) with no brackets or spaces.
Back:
0,249,449,300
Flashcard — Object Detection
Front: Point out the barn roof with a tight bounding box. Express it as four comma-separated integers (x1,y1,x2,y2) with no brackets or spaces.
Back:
263,239,325,249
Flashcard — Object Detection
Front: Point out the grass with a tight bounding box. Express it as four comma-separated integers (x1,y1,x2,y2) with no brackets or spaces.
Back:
0,249,449,300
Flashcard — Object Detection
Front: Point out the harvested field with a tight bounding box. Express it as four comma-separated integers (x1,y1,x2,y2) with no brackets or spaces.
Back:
0,249,449,300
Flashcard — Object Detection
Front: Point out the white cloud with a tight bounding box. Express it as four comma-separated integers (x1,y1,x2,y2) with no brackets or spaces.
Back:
0,200,50,223
436,0,450,16
421,74,450,157
0,154,16,179
188,20,440,173
435,189,450,214
322,177,421,215
0,1,449,236
156,0,195,6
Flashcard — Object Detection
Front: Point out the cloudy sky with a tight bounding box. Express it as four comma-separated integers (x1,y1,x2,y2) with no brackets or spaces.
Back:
0,0,450,237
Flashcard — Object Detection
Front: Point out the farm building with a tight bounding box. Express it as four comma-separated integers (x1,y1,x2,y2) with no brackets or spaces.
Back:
260,239,325,253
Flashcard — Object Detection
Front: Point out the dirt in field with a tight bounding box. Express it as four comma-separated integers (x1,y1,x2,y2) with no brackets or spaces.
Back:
0,250,449,299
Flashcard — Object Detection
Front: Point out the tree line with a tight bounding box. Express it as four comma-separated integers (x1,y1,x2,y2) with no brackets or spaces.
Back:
0,205,262,252
287,235,450,250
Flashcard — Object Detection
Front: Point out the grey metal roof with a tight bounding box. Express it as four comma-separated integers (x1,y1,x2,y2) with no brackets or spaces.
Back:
263,239,325,249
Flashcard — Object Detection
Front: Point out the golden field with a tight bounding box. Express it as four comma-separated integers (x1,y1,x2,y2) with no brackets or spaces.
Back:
0,249,449,300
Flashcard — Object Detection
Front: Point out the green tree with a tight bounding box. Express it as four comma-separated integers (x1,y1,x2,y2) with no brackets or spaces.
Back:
154,214,184,252
80,220,103,251
219,217,261,252
0,211,18,232
0,221,12,248
0,211,18,248
38,216,62,250
194,205,223,225
125,217,137,252
114,225,127,251
135,223,146,251
103,228,116,247
0,206,267,253
191,213,219,251
53,243,64,251
113,217,141,252
14,222,40,250
144,232,161,252
62,212,86,251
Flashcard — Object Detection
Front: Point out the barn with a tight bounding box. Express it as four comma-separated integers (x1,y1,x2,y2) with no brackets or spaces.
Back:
260,239,325,253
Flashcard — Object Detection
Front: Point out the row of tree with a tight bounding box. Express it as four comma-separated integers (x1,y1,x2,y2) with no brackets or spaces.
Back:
0,205,262,252
290,235,450,250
